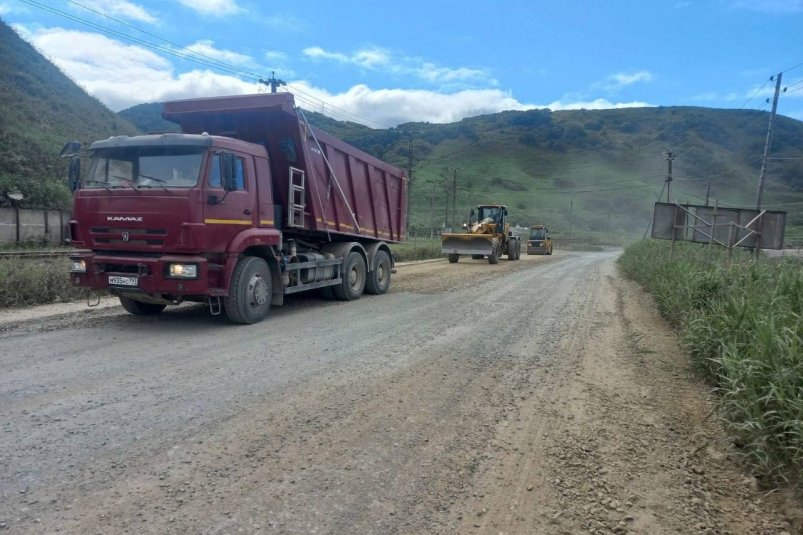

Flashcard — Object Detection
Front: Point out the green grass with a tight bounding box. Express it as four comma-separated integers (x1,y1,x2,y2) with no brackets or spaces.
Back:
617,240,802,483
390,238,442,262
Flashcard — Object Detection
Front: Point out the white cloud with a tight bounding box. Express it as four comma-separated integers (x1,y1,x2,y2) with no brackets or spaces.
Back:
75,0,157,24
288,83,538,127
303,45,491,88
731,0,803,14
14,24,653,125
543,98,651,111
594,70,653,93
185,40,252,66
0,2,28,16
177,0,242,16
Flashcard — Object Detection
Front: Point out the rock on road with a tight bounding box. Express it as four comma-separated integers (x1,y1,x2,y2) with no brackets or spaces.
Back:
0,251,796,534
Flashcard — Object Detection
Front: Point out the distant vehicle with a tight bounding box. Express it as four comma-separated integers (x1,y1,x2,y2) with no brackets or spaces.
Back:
441,204,521,264
527,225,553,255
63,92,407,324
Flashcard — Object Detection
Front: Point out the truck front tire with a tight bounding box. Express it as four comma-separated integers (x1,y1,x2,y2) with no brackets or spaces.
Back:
333,251,366,301
448,254,459,263
225,256,272,324
365,250,391,295
119,296,166,316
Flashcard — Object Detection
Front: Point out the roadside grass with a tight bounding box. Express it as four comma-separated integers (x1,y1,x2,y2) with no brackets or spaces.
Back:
391,238,442,262
0,256,89,308
617,240,802,485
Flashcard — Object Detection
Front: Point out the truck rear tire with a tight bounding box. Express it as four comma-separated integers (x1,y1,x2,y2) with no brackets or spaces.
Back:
224,256,271,324
119,296,166,316
365,250,391,295
333,251,366,301
448,254,459,263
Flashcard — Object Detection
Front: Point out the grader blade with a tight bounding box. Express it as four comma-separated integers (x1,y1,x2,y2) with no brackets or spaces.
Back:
441,234,495,257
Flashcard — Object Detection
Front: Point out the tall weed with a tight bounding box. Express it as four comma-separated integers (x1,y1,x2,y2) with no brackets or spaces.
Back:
618,240,802,483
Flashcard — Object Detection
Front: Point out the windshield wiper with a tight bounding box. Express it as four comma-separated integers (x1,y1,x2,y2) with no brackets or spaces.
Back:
109,175,140,192
137,173,170,191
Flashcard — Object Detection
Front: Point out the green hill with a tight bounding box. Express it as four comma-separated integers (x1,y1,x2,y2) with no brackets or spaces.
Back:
0,18,139,208
2,12,800,241
293,106,803,240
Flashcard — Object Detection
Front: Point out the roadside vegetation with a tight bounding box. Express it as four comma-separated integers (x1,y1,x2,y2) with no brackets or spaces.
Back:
617,240,802,485
390,238,442,262
0,255,88,308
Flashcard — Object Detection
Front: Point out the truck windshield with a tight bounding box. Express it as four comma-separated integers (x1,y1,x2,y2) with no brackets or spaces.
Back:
530,228,546,240
85,146,205,189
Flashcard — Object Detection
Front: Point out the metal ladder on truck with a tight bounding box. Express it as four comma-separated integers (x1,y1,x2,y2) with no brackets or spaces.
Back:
287,167,306,228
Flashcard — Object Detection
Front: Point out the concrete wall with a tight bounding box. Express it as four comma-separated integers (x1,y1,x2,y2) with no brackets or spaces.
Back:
0,207,69,244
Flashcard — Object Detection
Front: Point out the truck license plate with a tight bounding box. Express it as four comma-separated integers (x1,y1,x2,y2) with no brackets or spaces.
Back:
108,275,138,287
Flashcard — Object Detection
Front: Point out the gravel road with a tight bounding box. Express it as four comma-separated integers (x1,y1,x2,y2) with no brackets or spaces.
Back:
0,251,798,534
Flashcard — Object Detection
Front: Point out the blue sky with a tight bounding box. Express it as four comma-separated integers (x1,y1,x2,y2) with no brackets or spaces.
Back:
1,0,802,127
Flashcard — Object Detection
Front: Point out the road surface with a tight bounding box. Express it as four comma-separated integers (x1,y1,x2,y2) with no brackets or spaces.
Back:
0,251,796,534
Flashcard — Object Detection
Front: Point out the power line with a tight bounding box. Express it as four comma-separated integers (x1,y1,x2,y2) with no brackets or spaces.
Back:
19,0,385,128
740,78,771,109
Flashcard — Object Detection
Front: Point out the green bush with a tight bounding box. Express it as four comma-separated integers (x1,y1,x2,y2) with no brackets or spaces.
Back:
0,256,89,308
618,240,803,482
390,239,442,262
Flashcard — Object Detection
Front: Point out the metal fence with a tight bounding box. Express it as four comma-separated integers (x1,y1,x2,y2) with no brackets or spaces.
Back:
0,207,70,245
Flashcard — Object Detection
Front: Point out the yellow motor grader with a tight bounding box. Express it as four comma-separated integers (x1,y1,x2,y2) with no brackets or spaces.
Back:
441,204,521,264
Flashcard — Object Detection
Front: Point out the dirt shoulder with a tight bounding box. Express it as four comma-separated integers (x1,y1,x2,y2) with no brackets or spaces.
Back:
443,258,800,534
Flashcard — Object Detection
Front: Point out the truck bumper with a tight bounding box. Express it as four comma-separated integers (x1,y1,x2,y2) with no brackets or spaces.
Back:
68,251,214,298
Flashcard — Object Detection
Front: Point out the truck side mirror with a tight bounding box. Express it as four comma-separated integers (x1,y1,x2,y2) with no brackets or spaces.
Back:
67,157,81,192
59,140,82,158
60,141,83,192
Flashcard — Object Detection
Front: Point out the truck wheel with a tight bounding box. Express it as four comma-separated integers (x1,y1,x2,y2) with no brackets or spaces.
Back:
508,241,517,261
333,251,366,301
119,296,165,316
365,250,391,295
224,256,271,324
488,247,499,264
448,254,459,263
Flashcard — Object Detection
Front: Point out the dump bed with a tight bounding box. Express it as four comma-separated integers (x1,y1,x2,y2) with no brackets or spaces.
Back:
162,93,407,243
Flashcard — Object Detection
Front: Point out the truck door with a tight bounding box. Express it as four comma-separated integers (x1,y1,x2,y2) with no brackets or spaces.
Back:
203,151,257,251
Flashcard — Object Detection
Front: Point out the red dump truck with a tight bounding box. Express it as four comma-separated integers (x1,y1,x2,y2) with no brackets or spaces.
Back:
64,92,407,324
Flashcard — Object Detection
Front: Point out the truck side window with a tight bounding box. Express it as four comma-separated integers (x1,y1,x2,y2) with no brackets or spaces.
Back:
209,153,222,188
234,157,245,190
207,153,245,190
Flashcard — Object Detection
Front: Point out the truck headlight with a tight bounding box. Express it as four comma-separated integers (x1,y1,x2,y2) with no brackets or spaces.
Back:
168,263,198,278
69,259,86,273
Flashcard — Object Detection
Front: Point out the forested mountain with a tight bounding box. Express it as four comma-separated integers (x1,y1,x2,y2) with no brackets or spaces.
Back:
0,19,139,208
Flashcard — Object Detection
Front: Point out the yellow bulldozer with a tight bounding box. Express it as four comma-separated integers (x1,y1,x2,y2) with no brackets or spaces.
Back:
441,204,521,264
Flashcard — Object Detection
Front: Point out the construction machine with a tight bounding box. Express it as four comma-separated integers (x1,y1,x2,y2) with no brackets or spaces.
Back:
441,204,521,264
526,225,553,255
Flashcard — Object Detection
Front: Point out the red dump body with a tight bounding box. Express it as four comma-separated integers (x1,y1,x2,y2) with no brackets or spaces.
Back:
162,93,406,243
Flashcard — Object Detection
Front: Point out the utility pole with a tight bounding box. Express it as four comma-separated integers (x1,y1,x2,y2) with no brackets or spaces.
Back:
451,168,459,228
406,133,413,237
259,71,286,93
705,182,711,206
443,175,449,230
665,149,675,203
755,72,783,210
429,183,435,238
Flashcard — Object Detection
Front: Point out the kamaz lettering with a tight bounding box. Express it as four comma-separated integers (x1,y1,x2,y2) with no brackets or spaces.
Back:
107,216,143,222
